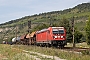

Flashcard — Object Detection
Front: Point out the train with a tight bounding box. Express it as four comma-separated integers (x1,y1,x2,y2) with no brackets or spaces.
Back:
12,27,67,48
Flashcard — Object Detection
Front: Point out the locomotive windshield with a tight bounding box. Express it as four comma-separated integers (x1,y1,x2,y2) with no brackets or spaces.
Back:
53,29,64,34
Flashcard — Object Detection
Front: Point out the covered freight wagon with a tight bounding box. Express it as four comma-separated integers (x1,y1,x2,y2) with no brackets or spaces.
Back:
26,32,36,45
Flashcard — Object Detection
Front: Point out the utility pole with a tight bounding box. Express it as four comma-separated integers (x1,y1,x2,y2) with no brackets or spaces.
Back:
28,21,31,33
27,21,31,45
72,17,75,48
48,16,52,27
16,26,17,39
15,26,18,44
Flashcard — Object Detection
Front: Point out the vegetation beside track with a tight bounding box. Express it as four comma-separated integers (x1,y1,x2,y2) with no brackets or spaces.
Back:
15,45,90,60
65,42,90,48
0,43,90,60
0,44,35,60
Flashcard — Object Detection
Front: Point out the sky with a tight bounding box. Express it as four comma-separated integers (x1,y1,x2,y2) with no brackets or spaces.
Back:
0,0,90,24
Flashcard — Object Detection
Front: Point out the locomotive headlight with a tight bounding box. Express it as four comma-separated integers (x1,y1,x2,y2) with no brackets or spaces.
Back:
58,36,60,38
61,36,63,38
54,36,57,38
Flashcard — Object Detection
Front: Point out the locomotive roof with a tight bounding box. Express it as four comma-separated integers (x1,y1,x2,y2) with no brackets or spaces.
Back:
36,27,65,33
52,27,64,29
36,28,48,33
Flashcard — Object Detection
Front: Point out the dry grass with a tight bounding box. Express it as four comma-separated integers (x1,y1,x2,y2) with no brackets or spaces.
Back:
0,43,90,60
0,44,35,60
13,45,90,60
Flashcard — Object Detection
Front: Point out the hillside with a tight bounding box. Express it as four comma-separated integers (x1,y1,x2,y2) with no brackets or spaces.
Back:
0,3,90,43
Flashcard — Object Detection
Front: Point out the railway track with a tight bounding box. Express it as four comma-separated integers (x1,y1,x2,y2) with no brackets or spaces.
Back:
61,47,90,53
37,46,90,53
32,45,90,53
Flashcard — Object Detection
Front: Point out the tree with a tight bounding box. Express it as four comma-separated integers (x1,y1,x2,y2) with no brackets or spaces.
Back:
59,18,73,42
32,23,49,31
86,17,90,45
74,30,83,43
59,18,70,29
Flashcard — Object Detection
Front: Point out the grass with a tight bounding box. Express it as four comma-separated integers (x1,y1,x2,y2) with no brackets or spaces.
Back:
0,43,90,60
0,44,35,60
13,44,90,60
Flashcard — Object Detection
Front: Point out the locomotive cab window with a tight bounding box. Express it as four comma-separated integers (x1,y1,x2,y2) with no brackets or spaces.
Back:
53,29,64,34
59,30,64,34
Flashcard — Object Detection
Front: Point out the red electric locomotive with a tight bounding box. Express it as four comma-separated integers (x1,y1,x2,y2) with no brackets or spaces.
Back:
36,27,67,47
